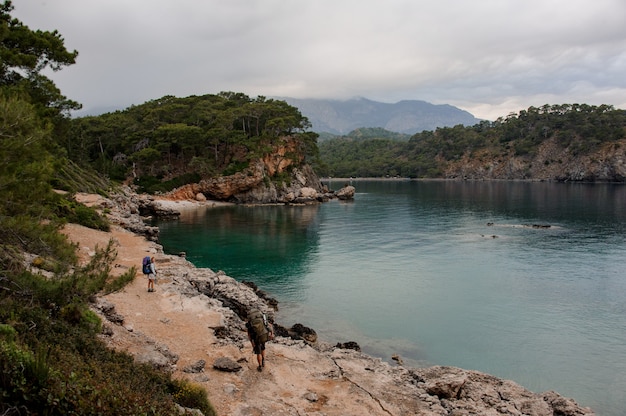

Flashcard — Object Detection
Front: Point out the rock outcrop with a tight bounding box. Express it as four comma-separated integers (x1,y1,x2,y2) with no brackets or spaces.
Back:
162,161,357,204
163,160,325,204
336,185,356,200
444,137,626,182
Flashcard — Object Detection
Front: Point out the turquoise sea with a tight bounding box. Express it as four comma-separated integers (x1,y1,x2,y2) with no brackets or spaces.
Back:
157,180,626,415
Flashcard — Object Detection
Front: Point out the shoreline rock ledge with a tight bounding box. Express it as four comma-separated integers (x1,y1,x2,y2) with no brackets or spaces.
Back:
82,189,594,415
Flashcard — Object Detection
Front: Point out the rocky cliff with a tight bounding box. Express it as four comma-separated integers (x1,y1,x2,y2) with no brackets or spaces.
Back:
164,133,328,204
164,160,329,204
444,137,626,182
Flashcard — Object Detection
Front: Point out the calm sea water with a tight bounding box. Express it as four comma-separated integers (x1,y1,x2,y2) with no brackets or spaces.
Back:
157,180,626,415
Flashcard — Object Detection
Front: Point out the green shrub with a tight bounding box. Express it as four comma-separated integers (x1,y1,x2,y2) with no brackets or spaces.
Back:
0,341,55,411
81,309,102,333
31,256,58,272
0,324,16,342
222,161,250,176
170,378,217,416
134,173,201,194
54,195,110,231
0,216,78,272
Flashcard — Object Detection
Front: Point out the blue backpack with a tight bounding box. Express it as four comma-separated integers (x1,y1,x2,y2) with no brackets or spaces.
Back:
142,256,151,274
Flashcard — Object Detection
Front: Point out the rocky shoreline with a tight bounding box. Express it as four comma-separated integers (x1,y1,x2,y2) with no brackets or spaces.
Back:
75,187,595,415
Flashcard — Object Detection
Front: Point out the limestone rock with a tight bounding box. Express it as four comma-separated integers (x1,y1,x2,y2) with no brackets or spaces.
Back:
304,392,319,402
444,136,626,182
336,185,356,200
92,298,124,324
183,359,206,373
136,350,171,370
164,160,326,204
213,357,242,372
299,187,317,199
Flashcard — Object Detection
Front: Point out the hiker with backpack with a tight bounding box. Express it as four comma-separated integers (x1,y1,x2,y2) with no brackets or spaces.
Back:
246,308,274,372
142,256,157,292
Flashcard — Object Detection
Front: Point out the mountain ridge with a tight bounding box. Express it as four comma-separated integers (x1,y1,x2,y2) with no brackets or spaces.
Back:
279,96,481,135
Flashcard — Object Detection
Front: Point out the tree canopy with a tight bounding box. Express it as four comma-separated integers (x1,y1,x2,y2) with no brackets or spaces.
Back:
66,93,319,192
0,1,80,119
317,104,626,178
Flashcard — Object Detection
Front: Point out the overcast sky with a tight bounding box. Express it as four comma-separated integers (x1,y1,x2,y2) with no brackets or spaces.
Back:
12,0,626,121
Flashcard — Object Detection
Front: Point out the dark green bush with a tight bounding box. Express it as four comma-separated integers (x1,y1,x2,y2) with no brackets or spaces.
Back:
54,194,110,231
134,173,201,194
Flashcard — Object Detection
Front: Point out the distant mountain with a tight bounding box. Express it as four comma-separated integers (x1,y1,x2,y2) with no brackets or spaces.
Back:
280,97,481,135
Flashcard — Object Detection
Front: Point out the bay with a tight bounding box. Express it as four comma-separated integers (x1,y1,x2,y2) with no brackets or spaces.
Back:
157,180,626,415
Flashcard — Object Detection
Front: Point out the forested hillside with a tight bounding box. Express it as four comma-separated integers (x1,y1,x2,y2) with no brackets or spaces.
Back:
318,104,626,181
66,93,319,194
0,2,216,414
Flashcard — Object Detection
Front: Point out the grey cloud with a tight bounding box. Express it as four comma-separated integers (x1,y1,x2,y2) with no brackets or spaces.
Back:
12,0,626,120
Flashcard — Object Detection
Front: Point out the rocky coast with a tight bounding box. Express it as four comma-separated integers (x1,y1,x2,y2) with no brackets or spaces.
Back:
67,188,595,415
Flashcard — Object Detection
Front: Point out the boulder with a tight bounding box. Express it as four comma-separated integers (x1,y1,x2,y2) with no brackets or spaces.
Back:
213,357,242,372
136,350,171,370
335,341,361,351
299,187,317,199
183,359,206,373
289,323,317,343
336,185,356,200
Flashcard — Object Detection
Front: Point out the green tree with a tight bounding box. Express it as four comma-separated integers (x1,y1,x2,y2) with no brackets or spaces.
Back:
0,0,80,119
0,95,55,217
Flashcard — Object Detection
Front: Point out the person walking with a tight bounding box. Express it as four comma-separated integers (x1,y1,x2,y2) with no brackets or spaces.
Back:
246,309,273,371
147,256,157,292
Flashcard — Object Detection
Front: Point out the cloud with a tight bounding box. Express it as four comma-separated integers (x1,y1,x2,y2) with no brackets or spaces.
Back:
12,0,626,120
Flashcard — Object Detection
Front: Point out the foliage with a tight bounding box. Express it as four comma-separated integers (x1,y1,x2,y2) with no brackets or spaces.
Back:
345,127,411,141
52,159,112,194
65,93,319,189
0,1,80,119
170,378,217,416
0,242,214,415
317,137,410,178
0,94,57,217
319,104,626,178
134,172,202,194
0,336,189,415
102,267,136,295
0,215,77,273
0,6,218,414
54,193,110,231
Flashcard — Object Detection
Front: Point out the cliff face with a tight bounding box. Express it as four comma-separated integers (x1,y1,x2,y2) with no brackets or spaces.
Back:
165,136,324,204
444,137,626,182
